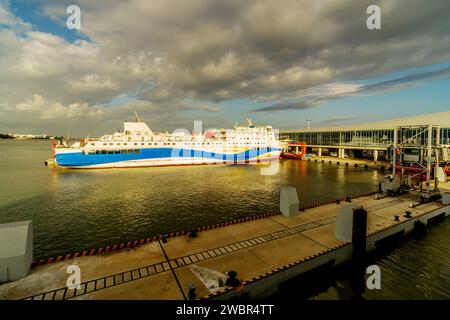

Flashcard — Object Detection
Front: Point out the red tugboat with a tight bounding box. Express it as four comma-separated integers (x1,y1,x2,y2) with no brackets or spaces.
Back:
281,142,306,159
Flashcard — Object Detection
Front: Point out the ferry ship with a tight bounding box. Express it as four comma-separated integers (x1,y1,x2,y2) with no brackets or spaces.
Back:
52,114,283,169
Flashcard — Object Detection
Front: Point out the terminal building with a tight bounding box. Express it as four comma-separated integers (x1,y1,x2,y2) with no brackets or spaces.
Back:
280,110,450,161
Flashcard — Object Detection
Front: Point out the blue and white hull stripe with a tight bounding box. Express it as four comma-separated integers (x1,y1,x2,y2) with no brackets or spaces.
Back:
55,147,282,168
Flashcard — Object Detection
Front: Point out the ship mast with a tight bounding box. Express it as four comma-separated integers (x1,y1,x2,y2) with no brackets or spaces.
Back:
134,111,141,123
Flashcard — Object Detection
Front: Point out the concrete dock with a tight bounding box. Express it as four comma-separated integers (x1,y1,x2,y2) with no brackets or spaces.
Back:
0,189,449,300
303,155,391,171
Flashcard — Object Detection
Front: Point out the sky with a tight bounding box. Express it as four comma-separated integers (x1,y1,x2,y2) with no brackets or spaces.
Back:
0,0,450,136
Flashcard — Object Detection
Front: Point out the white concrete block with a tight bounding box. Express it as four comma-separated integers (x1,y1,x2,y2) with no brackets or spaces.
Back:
280,186,299,217
442,193,450,205
334,204,363,242
382,175,400,193
435,167,447,182
0,220,33,282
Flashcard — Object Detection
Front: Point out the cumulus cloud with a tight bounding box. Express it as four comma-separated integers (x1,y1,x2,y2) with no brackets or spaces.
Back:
1,0,450,135
15,94,104,119
254,65,450,111
69,74,118,92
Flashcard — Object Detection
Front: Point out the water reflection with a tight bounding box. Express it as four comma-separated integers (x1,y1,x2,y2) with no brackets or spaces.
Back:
0,140,383,259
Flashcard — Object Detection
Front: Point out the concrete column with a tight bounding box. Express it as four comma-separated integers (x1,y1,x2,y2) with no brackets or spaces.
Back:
373,150,378,162
339,148,345,159
335,204,364,242
318,147,322,157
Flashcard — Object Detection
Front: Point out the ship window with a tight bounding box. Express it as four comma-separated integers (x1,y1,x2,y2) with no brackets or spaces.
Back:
141,143,145,145
117,143,121,146
172,143,175,145
128,149,134,153
115,150,120,154
103,143,107,146
134,143,137,145
124,143,127,146
108,150,114,154
101,150,107,154
88,150,95,155
122,150,126,154
90,143,95,146
135,149,140,154
109,143,113,145
96,150,100,154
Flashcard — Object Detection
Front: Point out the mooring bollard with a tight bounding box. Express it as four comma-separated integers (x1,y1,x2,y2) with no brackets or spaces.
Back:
188,230,198,238
188,283,196,299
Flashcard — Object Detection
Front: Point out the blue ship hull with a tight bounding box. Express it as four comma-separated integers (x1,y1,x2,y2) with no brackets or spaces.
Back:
56,147,281,168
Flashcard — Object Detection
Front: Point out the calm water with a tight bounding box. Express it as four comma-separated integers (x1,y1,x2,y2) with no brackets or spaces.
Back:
0,139,381,259
277,218,450,300
1,139,449,300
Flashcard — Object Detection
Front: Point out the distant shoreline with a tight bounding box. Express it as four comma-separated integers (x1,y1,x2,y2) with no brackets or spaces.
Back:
0,133,55,140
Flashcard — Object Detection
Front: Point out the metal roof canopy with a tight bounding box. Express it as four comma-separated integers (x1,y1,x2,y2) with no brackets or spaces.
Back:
282,110,450,133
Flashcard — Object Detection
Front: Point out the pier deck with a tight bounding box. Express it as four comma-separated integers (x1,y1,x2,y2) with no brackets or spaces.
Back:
0,190,448,300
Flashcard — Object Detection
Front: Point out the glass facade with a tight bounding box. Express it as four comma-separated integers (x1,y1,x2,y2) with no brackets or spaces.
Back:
281,127,450,148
